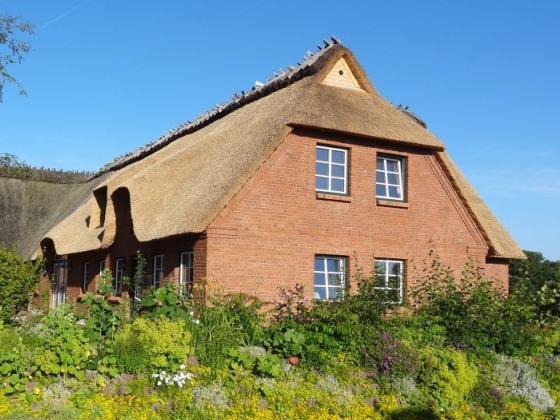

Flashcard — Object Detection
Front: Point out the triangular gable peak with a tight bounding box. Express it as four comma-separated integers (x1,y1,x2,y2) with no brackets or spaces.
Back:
321,57,364,91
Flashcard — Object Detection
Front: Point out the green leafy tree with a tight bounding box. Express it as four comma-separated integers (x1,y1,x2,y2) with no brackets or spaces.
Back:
0,247,42,323
0,15,33,101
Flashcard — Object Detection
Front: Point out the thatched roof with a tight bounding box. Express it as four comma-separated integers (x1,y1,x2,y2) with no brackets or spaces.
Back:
40,39,524,260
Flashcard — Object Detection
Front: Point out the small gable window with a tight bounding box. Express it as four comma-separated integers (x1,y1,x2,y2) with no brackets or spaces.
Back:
374,259,404,304
316,145,348,194
313,255,347,301
376,156,405,201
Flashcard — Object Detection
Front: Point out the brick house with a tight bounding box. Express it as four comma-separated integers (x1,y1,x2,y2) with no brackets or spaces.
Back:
37,39,525,306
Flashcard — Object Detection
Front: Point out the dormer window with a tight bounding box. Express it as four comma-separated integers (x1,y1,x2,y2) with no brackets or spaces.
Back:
92,186,108,228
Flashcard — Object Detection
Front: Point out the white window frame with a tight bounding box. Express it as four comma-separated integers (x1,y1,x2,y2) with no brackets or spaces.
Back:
114,258,125,294
82,261,89,293
180,251,194,295
315,145,348,194
153,255,164,287
313,255,347,301
376,156,405,201
374,259,404,304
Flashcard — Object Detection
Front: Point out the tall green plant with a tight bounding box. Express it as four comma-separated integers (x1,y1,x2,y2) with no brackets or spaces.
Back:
0,247,43,323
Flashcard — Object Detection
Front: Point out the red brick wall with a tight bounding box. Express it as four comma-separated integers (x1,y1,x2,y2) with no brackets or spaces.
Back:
206,127,509,303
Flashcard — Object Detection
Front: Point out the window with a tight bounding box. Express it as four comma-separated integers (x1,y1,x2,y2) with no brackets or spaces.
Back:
153,255,164,287
376,156,405,200
82,262,89,293
315,145,348,194
180,251,194,295
374,259,404,304
114,258,125,294
313,256,347,301
99,260,105,276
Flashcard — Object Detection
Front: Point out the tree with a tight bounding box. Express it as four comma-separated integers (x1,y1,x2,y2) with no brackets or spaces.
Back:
0,15,34,102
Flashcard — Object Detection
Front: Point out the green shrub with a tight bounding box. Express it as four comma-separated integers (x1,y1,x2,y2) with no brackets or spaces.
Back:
114,317,192,372
140,285,190,320
114,333,151,374
0,248,42,323
33,305,93,378
413,256,534,355
0,325,30,394
416,347,478,411
193,294,263,368
263,327,306,358
81,293,122,341
227,347,283,377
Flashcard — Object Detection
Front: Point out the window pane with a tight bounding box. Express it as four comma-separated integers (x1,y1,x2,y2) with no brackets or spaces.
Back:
388,276,400,288
329,287,342,300
331,164,345,178
387,173,400,185
316,147,329,161
386,160,399,172
388,262,402,276
326,258,342,272
331,178,345,192
376,171,385,183
314,287,326,300
316,176,328,190
376,184,387,197
331,149,345,164
375,261,386,274
316,162,329,176
387,289,400,303
314,257,325,271
327,273,343,286
388,186,401,198
376,158,384,170
314,273,325,286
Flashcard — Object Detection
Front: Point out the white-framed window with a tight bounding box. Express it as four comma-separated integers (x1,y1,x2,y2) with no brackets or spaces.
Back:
114,258,125,294
153,255,164,287
82,261,89,293
376,156,405,200
313,255,347,301
374,259,404,304
180,251,194,295
315,145,348,194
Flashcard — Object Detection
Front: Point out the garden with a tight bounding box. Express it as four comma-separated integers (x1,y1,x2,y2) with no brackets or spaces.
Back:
0,248,559,419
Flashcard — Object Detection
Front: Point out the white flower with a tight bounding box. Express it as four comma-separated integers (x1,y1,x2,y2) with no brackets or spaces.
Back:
180,364,186,369
157,381,162,386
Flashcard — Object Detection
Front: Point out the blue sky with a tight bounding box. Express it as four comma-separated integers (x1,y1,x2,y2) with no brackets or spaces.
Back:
1,1,559,260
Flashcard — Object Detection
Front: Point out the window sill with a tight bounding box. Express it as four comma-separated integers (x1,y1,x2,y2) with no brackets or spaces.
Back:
316,192,351,202
376,199,409,208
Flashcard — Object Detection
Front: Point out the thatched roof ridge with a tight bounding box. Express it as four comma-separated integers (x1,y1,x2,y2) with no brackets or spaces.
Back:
95,37,348,177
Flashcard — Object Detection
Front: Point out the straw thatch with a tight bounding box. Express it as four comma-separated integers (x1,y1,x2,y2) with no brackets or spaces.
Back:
40,39,524,260
0,176,103,259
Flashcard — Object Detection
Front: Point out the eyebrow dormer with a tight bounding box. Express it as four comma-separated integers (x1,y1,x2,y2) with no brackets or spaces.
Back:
91,186,108,228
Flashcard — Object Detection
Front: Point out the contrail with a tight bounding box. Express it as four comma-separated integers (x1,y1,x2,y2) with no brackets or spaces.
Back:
38,0,93,31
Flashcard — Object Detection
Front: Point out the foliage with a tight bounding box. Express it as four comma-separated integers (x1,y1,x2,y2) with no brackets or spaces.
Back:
362,330,417,381
114,333,151,374
33,305,93,378
412,255,534,355
494,355,555,412
272,283,308,323
139,284,190,320
416,347,478,411
96,269,115,296
114,317,192,372
0,247,42,323
263,327,306,358
0,15,33,101
81,292,122,341
193,294,263,368
0,325,29,394
130,250,147,316
227,347,283,378
0,152,93,183
510,250,560,321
